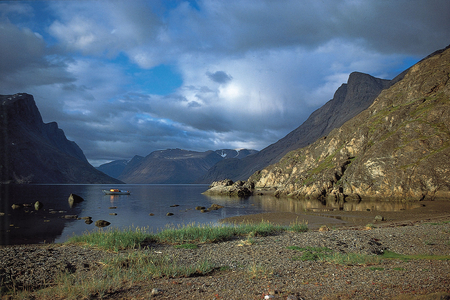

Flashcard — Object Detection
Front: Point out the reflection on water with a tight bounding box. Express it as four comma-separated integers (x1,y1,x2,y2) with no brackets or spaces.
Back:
249,194,422,213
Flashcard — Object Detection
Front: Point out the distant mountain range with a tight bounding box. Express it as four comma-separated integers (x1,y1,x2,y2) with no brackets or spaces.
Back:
97,148,258,184
0,93,121,184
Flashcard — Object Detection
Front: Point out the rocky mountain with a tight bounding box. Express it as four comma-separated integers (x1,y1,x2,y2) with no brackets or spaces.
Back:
99,149,257,183
248,45,450,201
0,93,122,184
96,159,129,179
199,71,404,183
117,149,235,184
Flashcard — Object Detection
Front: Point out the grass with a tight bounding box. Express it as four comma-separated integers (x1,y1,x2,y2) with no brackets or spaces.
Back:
67,221,308,251
287,246,450,266
154,221,285,244
28,251,215,300
67,226,151,251
288,246,333,261
381,250,450,261
247,262,274,279
287,246,383,265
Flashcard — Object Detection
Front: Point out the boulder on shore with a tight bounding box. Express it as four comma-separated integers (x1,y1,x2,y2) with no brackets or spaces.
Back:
203,179,253,198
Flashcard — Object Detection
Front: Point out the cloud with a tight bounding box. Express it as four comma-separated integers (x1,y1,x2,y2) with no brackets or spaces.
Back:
1,0,449,166
206,71,233,84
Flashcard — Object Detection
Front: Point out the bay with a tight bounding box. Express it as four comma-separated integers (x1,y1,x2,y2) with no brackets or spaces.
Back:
0,184,423,246
0,184,280,245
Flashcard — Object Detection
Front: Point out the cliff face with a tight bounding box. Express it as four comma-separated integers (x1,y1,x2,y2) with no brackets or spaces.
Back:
0,93,122,184
249,46,450,201
200,71,397,183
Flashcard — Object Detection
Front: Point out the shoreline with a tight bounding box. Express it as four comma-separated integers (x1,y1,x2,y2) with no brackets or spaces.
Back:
1,211,450,299
220,200,450,229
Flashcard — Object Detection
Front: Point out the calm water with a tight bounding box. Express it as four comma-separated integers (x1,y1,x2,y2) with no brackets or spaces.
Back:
0,184,284,245
0,184,422,245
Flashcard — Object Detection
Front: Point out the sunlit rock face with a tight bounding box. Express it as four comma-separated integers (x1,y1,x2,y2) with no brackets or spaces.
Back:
250,45,450,201
0,93,121,184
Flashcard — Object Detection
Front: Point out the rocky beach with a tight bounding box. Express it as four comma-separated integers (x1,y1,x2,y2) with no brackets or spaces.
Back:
1,201,450,300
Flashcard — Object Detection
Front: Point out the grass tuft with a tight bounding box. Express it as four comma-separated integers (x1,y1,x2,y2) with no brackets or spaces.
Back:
66,226,152,251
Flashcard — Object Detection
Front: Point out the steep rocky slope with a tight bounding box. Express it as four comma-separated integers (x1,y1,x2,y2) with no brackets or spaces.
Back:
0,93,121,184
249,45,450,201
200,71,400,183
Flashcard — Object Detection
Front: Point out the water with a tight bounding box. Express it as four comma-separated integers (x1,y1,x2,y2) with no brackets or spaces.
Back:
0,184,422,245
0,184,281,245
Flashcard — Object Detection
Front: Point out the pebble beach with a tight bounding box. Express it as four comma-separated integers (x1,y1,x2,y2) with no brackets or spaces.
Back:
1,201,450,299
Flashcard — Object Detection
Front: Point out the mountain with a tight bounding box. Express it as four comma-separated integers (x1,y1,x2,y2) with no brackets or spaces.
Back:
98,149,258,183
199,71,404,183
248,45,450,201
118,149,224,184
96,159,128,179
0,93,122,184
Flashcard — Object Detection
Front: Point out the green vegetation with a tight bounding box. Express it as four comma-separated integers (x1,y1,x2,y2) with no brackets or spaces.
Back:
153,221,284,244
67,226,150,251
288,246,333,261
381,251,450,261
28,251,214,300
288,219,309,232
287,246,450,265
247,262,274,279
67,221,308,251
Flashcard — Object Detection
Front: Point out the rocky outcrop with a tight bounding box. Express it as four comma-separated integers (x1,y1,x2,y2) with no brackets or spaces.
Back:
0,93,122,184
200,71,398,183
249,45,450,201
202,179,253,198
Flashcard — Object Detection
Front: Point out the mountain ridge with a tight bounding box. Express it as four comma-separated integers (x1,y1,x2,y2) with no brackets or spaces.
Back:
100,148,257,184
247,45,450,201
198,71,403,183
0,93,121,184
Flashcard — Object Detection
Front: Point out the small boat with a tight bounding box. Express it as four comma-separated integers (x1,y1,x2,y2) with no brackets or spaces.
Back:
102,188,130,195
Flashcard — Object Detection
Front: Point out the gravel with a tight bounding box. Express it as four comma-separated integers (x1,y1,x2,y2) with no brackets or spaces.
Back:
1,218,450,299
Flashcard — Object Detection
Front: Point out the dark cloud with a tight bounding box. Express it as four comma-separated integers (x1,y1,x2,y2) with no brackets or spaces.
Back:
2,0,449,166
206,71,233,84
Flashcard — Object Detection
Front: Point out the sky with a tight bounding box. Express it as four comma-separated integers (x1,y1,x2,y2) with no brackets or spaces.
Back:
1,0,449,166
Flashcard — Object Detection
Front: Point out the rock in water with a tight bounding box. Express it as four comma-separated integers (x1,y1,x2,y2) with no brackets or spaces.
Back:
68,194,84,207
34,201,43,210
95,220,110,227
